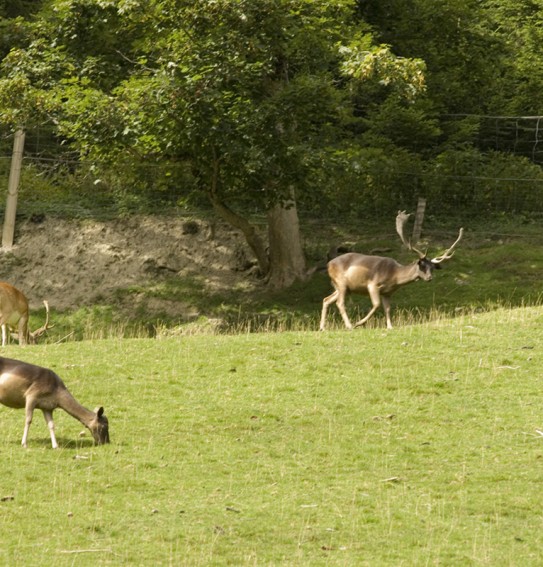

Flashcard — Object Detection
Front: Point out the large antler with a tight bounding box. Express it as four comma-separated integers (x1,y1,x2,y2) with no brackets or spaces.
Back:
430,228,464,264
395,210,425,258
29,300,54,341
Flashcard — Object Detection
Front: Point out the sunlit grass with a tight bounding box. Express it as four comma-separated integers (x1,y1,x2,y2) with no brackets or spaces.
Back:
2,305,543,564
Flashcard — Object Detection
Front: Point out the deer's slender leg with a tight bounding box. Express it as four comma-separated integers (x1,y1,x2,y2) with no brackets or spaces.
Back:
18,315,28,346
22,399,37,448
381,295,393,329
1,324,7,346
335,287,353,329
320,290,338,330
42,410,58,449
354,284,381,327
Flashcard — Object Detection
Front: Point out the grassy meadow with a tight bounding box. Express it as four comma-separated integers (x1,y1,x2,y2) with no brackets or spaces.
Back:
2,304,543,565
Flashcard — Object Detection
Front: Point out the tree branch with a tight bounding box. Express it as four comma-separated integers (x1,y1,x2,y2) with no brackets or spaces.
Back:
207,153,270,275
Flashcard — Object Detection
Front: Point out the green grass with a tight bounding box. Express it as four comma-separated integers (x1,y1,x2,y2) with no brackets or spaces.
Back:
2,305,543,565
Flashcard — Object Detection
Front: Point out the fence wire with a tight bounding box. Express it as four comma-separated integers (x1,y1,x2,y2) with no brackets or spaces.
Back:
1,118,543,221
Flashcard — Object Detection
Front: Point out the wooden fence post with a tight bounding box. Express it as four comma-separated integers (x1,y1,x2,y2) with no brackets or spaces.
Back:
2,129,25,250
412,197,426,244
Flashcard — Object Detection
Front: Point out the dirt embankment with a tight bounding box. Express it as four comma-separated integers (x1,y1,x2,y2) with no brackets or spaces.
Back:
0,215,255,315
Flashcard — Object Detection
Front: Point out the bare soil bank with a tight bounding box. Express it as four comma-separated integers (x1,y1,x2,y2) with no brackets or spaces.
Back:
0,215,255,315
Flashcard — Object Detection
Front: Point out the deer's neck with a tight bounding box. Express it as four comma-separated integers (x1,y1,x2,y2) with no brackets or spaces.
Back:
57,388,95,428
395,262,421,286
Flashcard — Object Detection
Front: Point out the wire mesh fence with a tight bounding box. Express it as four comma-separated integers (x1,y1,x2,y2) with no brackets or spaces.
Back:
1,118,543,223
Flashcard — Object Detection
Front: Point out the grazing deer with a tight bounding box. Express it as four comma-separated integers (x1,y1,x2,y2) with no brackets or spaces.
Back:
0,282,53,346
0,356,110,448
320,212,463,330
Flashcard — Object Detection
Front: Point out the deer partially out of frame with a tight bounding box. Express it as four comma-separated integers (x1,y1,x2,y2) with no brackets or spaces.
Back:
0,356,110,448
0,282,52,346
320,212,463,330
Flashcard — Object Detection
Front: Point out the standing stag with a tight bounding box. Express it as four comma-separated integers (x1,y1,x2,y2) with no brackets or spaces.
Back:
0,356,110,448
0,282,52,346
320,212,463,330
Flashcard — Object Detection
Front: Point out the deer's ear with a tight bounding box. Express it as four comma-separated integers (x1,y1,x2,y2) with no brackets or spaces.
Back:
431,262,442,270
95,406,105,417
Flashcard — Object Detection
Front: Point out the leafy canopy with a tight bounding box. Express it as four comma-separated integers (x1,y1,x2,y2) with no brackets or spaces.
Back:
0,0,426,210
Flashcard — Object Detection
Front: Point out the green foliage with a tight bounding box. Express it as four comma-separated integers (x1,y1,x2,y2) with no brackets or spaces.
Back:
0,0,428,216
340,42,426,103
483,0,543,114
303,145,424,217
360,0,504,114
14,161,120,218
2,0,543,240
424,149,543,214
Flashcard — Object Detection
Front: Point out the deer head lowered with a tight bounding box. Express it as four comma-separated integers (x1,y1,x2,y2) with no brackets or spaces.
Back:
0,356,110,448
319,212,463,330
0,282,53,346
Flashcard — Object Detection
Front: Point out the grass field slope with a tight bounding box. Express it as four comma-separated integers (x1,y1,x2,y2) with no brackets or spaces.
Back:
1,304,543,565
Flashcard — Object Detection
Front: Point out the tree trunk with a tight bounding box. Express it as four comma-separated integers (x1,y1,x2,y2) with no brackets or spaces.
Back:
266,197,307,290
206,154,308,289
